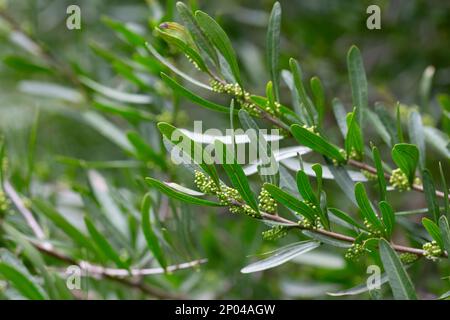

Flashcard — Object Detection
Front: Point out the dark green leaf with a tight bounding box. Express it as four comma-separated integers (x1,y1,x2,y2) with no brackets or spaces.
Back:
310,77,325,129
161,72,231,113
438,216,450,260
379,201,395,238
291,124,345,163
391,143,419,184
372,146,387,201
0,262,45,300
354,182,384,231
345,110,364,160
303,230,352,248
195,11,242,85
379,239,417,300
264,184,315,221
408,111,425,169
266,2,281,101
289,58,315,125
422,217,443,249
328,207,365,230
422,169,440,222
214,140,259,213
347,45,367,128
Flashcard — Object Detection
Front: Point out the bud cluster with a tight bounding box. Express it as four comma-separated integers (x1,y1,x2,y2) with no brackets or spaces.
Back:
399,252,419,264
389,168,410,191
209,79,261,117
262,225,287,241
422,241,442,261
194,171,219,195
363,219,383,237
258,187,277,213
344,243,365,260
332,149,347,166
347,147,362,161
361,169,377,181
264,100,281,117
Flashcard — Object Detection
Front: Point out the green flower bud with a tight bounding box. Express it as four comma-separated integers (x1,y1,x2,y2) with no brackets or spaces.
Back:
389,168,411,191
262,225,287,241
399,252,419,264
258,187,277,214
422,241,442,261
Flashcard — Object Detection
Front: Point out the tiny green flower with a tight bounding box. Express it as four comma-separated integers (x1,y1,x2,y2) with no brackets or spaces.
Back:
422,241,442,261
389,168,411,191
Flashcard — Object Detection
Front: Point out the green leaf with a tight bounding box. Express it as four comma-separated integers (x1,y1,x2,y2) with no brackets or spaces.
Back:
424,126,450,159
157,122,220,187
328,207,365,230
266,1,281,101
422,217,443,249
241,241,320,273
155,24,208,72
310,77,325,129
347,45,367,128
291,124,345,163
289,58,315,125
372,146,387,201
0,262,45,300
103,16,146,47
354,182,384,231
345,110,364,160
422,169,440,222
141,194,167,269
264,184,315,221
375,103,398,145
366,108,392,147
396,104,404,143
379,201,395,238
238,109,279,186
296,170,318,205
161,73,231,113
326,161,357,206
145,178,223,207
195,11,242,85
438,216,450,260
33,199,96,253
312,163,323,201
391,143,419,184
419,66,435,112
408,111,425,169
84,216,128,269
214,140,259,213
4,55,51,74
332,98,348,137
379,239,417,300
439,162,449,216
176,2,219,68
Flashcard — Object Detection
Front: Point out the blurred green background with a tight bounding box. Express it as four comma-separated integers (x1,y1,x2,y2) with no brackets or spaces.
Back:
0,0,448,299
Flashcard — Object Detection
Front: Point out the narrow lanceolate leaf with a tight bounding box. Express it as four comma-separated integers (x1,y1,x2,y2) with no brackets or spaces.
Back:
422,217,444,249
345,110,364,159
141,194,167,269
158,122,220,187
391,143,419,184
332,98,348,137
214,140,259,213
354,183,384,231
291,124,345,163
379,201,395,238
439,162,449,216
347,45,368,128
145,178,223,207
296,170,318,205
264,184,315,221
396,104,404,143
33,199,96,253
326,161,357,206
310,77,325,128
161,73,231,113
0,262,45,300
238,109,279,186
195,11,242,85
289,58,315,125
176,2,219,67
419,66,435,112
408,111,425,169
422,169,440,222
84,216,128,269
328,208,365,230
438,216,450,260
241,241,320,273
372,146,387,201
379,239,417,300
266,2,281,101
